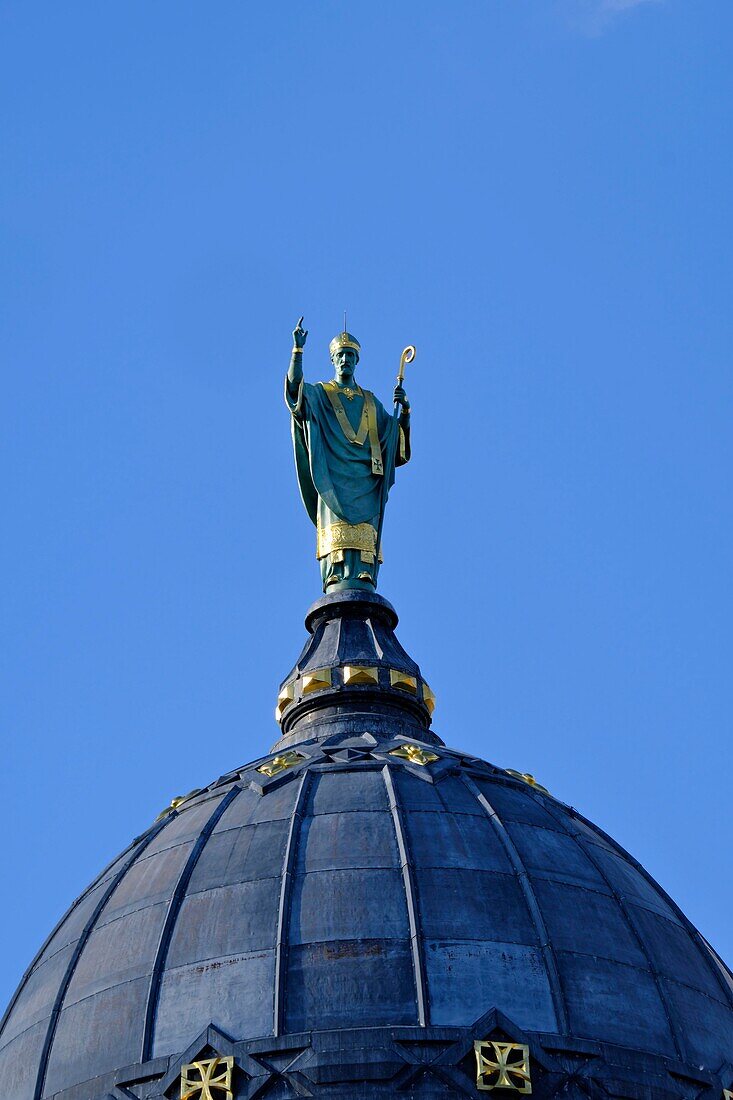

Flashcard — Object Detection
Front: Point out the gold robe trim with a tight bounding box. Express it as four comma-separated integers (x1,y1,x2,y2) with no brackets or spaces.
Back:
320,383,384,476
317,521,383,564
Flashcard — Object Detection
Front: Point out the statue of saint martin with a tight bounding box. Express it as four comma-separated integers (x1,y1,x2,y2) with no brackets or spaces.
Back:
285,317,411,592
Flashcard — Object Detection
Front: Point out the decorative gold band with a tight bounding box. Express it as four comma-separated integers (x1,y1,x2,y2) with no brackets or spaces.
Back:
329,333,361,355
320,383,384,476
291,347,303,354
317,521,383,564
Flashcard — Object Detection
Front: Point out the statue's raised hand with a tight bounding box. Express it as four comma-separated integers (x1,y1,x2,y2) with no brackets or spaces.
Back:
293,316,308,349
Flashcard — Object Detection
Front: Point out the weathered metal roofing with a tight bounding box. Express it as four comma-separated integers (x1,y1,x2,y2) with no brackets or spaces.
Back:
2,593,732,1099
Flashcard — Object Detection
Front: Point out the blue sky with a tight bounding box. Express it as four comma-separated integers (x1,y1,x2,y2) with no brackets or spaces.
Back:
2,1,732,1005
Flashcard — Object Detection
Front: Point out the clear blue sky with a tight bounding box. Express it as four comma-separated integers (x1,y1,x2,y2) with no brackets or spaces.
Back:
2,0,732,1007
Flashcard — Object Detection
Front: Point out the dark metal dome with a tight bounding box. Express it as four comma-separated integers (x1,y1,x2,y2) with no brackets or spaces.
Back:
2,594,732,1099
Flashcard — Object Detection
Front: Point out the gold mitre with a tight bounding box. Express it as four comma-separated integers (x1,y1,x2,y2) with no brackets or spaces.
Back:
329,331,361,357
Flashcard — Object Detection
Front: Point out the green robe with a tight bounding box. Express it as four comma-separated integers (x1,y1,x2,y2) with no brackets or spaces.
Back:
285,378,409,589
286,379,408,527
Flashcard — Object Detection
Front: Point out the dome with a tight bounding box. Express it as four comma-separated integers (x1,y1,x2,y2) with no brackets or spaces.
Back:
2,593,732,1100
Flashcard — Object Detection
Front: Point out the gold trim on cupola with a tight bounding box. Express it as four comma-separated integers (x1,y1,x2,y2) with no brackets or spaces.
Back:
342,665,380,685
301,668,332,694
389,669,417,694
421,681,436,714
275,681,295,720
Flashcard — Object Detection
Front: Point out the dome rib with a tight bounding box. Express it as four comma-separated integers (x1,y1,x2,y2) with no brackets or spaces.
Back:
537,794,686,1062
461,775,570,1035
383,764,429,1026
0,832,146,1047
141,786,241,1062
580,809,733,1015
273,770,312,1036
32,815,172,1100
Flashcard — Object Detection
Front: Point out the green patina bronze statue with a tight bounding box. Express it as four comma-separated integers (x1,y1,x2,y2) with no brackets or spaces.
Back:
285,317,412,593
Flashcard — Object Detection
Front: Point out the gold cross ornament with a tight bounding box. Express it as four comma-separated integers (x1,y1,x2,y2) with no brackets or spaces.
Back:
256,750,304,778
474,1040,532,1093
180,1056,234,1100
505,770,550,796
389,743,439,767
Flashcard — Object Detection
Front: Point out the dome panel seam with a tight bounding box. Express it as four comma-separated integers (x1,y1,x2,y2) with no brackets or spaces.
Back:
568,808,733,1012
30,816,174,1100
273,769,312,1036
382,765,429,1027
0,833,143,1045
460,774,570,1036
140,786,242,1063
537,797,687,1063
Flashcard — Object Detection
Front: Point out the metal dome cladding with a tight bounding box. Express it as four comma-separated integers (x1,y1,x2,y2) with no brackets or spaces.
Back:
2,594,732,1099
4,744,733,1099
